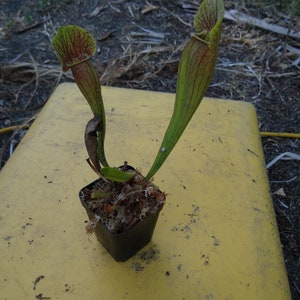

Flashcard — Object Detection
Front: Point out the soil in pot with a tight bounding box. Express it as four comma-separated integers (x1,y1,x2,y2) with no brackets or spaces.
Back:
79,163,166,261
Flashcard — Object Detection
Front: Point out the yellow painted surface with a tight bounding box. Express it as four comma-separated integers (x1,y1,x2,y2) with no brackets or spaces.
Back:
0,83,290,299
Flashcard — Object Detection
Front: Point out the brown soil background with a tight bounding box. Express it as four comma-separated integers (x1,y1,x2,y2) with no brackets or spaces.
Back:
0,0,299,298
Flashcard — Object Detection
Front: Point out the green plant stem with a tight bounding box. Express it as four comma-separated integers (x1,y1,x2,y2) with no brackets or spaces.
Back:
71,60,109,167
144,0,224,181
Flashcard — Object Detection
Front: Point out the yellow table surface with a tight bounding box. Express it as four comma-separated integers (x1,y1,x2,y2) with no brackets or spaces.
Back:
0,83,290,299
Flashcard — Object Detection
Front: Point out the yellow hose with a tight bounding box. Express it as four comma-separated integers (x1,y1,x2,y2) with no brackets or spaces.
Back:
0,125,30,135
260,132,300,138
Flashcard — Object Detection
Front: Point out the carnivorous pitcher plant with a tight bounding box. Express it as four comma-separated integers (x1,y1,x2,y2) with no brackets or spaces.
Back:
52,0,224,235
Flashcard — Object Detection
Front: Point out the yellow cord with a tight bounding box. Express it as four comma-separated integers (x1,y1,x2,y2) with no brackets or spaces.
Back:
260,132,300,138
0,125,30,135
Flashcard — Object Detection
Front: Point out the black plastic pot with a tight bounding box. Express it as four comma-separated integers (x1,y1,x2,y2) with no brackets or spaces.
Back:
79,179,163,262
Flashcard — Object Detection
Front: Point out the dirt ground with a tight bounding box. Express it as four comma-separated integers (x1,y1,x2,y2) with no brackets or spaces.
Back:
0,0,299,298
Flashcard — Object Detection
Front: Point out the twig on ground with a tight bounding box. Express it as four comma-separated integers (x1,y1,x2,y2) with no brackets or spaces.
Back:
266,152,300,169
14,18,51,34
270,176,298,184
0,113,38,169
161,7,192,27
224,10,300,40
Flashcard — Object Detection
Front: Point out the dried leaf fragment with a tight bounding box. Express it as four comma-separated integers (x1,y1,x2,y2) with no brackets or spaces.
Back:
274,188,286,197
97,31,113,41
85,116,102,173
85,215,101,234
89,6,107,18
142,2,159,14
